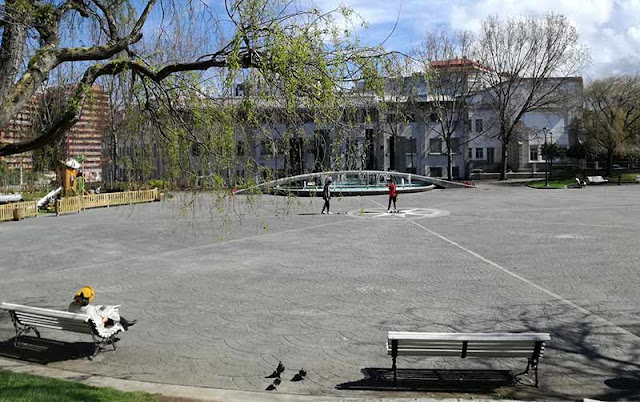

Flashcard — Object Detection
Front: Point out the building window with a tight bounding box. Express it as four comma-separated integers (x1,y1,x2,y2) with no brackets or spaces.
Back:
429,167,443,177
406,138,417,172
448,138,461,154
468,147,473,158
487,147,495,163
475,148,484,159
475,119,483,132
529,145,539,161
237,141,244,156
429,113,439,123
429,138,442,154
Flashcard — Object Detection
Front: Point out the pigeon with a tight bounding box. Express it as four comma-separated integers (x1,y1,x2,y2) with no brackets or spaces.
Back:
273,377,281,386
265,383,277,391
291,368,307,382
266,361,285,378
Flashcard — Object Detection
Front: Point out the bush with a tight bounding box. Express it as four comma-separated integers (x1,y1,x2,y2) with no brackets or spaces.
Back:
147,179,165,190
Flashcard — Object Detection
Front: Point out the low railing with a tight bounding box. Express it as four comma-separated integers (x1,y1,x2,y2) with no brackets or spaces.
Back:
56,188,159,215
55,196,83,215
0,201,38,222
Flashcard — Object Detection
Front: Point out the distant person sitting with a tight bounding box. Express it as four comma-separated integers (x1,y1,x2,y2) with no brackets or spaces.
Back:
68,286,136,337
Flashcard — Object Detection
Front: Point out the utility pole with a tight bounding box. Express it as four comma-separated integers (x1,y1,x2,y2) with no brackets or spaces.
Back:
543,127,549,187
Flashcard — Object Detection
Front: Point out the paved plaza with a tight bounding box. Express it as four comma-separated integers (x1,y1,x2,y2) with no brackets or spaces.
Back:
0,184,639,400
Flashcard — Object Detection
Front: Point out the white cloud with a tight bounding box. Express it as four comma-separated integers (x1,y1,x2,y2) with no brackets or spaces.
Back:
329,0,640,78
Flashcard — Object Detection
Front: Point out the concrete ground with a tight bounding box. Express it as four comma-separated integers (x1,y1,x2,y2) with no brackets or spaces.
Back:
0,184,639,400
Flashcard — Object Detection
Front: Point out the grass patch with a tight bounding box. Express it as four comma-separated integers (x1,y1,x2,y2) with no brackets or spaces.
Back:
528,179,576,189
0,371,157,402
616,173,639,183
19,192,48,202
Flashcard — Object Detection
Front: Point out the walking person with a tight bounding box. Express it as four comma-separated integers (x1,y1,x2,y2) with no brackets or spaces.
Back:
321,177,333,214
387,178,397,213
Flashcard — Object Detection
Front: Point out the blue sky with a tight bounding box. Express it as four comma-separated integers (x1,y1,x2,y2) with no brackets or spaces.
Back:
313,0,640,80
141,0,638,81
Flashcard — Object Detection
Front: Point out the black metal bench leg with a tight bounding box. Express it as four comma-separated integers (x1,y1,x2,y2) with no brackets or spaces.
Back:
391,339,398,387
392,354,397,386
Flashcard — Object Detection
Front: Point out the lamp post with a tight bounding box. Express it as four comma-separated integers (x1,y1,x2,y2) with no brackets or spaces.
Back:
548,132,553,181
543,127,549,187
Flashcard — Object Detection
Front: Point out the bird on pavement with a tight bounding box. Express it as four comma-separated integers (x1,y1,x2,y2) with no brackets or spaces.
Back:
265,383,277,391
291,368,307,382
266,361,285,378
273,377,281,386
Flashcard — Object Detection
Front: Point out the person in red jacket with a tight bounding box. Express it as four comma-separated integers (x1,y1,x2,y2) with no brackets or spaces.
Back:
387,178,397,213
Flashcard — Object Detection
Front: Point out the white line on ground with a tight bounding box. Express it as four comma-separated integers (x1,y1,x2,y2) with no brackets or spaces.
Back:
369,199,639,340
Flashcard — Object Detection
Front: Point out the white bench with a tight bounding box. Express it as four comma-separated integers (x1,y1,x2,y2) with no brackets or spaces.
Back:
387,332,551,387
586,176,608,184
0,302,121,360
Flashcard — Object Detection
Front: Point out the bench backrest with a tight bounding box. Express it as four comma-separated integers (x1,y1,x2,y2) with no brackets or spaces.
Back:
1,302,93,335
587,176,606,183
387,332,550,359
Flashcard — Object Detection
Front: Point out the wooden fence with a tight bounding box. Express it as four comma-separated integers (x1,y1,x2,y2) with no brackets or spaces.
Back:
0,201,38,222
56,188,159,215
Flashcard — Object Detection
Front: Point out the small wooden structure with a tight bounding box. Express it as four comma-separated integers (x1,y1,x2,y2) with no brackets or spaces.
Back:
58,159,81,196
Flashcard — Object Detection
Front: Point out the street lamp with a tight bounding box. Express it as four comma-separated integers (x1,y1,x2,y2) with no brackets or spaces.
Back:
543,127,549,187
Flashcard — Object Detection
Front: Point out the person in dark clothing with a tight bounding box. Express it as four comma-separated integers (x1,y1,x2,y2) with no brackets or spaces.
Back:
321,177,333,214
387,178,397,213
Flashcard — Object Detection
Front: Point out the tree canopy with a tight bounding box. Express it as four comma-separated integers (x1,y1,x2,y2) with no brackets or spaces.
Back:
0,0,380,158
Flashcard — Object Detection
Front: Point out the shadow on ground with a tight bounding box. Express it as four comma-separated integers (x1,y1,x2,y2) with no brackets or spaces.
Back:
336,368,514,392
0,336,95,364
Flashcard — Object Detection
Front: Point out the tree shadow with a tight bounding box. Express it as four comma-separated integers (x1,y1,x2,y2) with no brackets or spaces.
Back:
436,302,640,400
336,367,515,392
0,336,95,364
603,377,640,401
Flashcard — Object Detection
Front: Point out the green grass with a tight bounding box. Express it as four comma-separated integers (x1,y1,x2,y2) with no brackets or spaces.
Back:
617,173,639,183
528,179,576,189
19,192,48,202
0,371,157,402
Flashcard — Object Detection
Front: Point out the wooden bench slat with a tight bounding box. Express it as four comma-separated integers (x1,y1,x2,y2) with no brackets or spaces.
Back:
16,316,92,327
2,303,89,321
16,321,93,333
14,315,87,326
388,349,539,357
14,311,85,320
17,319,92,331
388,331,550,341
15,315,90,327
389,340,538,347
389,344,543,350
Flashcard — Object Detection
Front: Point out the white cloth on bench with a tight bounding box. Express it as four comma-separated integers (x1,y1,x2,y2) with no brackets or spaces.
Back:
68,303,124,338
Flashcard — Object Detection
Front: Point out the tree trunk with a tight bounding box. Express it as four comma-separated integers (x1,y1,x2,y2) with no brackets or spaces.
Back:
0,6,28,103
499,141,508,180
447,146,453,181
606,149,614,177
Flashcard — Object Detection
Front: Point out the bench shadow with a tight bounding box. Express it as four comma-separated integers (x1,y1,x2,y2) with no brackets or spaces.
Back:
336,367,515,392
0,336,95,364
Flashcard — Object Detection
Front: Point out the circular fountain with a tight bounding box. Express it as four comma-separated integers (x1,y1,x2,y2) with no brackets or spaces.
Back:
239,170,471,197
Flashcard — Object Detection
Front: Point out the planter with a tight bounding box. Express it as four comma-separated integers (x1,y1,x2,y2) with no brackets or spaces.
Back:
12,207,25,221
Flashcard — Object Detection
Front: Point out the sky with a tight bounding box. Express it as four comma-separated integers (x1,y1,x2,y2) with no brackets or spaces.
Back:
316,0,640,80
